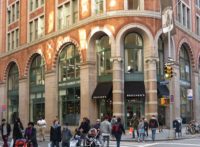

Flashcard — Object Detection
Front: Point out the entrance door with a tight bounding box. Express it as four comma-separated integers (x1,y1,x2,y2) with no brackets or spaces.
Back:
33,99,45,123
125,102,144,129
98,99,113,121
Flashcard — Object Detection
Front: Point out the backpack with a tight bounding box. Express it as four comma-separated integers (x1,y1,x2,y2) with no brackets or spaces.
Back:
112,124,121,134
150,121,155,127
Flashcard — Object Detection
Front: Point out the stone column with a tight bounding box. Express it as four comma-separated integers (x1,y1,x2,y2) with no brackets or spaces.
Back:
191,70,200,121
112,58,124,119
80,61,97,124
19,78,29,126
0,82,7,120
45,71,58,128
172,63,181,120
145,58,158,120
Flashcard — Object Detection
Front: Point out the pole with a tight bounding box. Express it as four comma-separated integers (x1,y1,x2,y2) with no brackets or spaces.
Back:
168,31,173,138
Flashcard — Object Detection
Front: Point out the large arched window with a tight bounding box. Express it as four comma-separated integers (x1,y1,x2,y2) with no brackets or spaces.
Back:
157,36,165,75
29,55,45,123
7,63,19,123
125,33,143,73
58,44,80,126
179,45,192,123
96,35,112,77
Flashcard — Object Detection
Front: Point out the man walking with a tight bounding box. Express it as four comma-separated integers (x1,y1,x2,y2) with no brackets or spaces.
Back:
130,113,139,139
37,117,47,141
61,123,73,147
149,115,159,142
100,115,111,147
1,119,11,147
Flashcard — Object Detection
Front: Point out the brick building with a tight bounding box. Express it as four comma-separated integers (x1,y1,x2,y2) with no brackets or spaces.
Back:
0,0,200,129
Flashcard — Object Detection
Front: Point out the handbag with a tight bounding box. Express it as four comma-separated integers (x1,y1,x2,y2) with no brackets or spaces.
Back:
9,139,14,147
129,127,133,135
48,142,51,147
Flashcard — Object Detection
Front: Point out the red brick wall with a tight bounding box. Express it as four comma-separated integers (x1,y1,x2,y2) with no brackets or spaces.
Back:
45,0,55,34
106,0,124,11
8,21,19,31
20,0,27,45
29,7,44,20
79,0,91,20
145,0,160,12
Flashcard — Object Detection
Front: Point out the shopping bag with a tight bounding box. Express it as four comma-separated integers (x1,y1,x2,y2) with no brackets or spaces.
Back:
139,129,145,134
9,139,14,147
70,139,78,147
129,127,133,135
48,142,51,147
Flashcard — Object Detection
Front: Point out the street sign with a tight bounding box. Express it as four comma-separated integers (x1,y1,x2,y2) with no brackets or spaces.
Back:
171,95,174,103
160,81,169,85
1,105,6,112
187,89,193,100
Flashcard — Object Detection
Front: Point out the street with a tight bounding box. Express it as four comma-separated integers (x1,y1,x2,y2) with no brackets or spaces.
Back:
1,138,200,147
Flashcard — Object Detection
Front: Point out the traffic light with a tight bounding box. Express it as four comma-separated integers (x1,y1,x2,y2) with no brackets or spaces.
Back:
164,65,173,79
160,97,170,106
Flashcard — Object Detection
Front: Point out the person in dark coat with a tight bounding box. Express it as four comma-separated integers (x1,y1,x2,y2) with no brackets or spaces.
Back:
111,117,125,147
13,117,24,147
149,115,159,142
144,119,149,137
61,123,73,147
1,119,11,147
78,117,90,146
50,120,61,147
24,122,38,147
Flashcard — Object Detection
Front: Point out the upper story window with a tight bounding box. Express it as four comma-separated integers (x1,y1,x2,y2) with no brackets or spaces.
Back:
157,36,165,76
57,3,70,30
177,1,191,30
29,0,45,12
196,15,200,35
94,0,104,14
127,0,144,10
195,0,200,8
124,33,143,73
96,35,112,76
29,16,45,42
57,0,78,30
7,29,19,51
7,1,20,25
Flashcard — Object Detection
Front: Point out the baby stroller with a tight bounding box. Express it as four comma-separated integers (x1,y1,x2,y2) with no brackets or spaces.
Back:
86,128,101,147
15,139,27,147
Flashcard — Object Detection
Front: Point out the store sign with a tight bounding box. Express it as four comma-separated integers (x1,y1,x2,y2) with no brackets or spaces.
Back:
187,89,193,100
2,105,6,112
59,80,80,87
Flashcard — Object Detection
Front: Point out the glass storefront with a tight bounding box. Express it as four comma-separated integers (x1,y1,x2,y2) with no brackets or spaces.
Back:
29,55,45,123
97,99,113,121
58,44,80,126
179,45,192,123
7,63,19,124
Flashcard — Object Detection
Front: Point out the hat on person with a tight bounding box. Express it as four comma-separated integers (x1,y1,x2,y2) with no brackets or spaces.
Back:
96,119,100,122
105,114,109,120
28,122,34,126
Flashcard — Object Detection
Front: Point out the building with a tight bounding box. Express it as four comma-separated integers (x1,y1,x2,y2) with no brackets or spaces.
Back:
0,0,200,129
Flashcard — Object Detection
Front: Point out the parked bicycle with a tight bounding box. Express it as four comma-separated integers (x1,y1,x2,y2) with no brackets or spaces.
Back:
185,120,200,135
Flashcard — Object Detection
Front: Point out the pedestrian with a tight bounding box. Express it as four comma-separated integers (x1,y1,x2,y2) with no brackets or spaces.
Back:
130,113,139,139
149,115,159,142
61,123,73,147
94,119,101,130
158,115,163,132
144,119,149,137
100,115,111,147
111,116,117,126
138,118,145,142
78,117,90,146
111,117,125,147
37,117,47,142
13,117,24,147
50,120,61,147
24,122,38,147
1,119,11,147
93,119,103,146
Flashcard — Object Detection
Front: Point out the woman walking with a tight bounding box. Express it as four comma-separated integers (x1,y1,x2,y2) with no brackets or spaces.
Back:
24,122,38,147
138,118,145,142
13,117,24,147
112,117,125,147
50,120,61,147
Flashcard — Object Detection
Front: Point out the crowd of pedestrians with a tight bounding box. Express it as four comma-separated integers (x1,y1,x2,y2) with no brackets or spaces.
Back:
0,114,161,147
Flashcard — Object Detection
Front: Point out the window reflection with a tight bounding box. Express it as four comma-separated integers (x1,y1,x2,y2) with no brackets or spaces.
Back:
96,35,112,76
157,37,164,75
125,33,143,73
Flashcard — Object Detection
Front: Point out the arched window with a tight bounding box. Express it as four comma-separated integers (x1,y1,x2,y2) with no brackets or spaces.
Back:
124,33,143,73
179,45,191,82
59,44,80,82
157,36,165,75
29,55,45,123
7,63,19,123
96,35,112,77
179,45,192,123
58,44,80,125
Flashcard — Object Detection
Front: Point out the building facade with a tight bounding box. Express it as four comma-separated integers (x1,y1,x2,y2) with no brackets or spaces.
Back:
0,0,200,129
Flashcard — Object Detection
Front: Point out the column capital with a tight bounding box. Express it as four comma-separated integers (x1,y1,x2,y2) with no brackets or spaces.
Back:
110,57,123,63
145,57,158,64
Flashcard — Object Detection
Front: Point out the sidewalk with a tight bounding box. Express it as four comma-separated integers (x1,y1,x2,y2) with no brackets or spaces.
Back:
116,127,200,142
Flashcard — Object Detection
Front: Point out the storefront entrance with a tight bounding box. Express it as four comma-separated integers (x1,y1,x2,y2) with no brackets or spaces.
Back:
97,99,113,121
32,99,45,123
125,100,144,129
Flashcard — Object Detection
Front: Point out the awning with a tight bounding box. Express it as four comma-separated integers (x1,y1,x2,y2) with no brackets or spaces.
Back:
92,82,112,99
157,82,169,97
125,82,145,98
